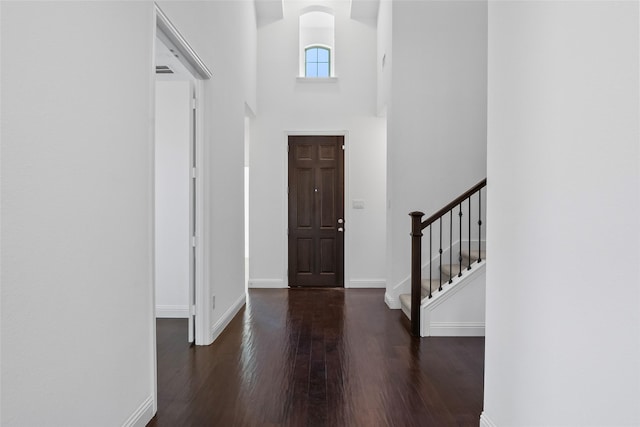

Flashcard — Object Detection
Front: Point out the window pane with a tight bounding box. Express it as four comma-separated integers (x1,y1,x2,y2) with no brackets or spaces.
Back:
306,48,317,62
317,48,329,63
306,63,317,77
317,63,329,78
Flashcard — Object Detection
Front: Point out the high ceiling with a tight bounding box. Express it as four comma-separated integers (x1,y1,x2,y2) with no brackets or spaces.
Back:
254,0,380,27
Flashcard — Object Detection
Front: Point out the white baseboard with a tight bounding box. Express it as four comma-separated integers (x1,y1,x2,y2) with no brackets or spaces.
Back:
155,305,189,318
480,412,498,427
122,395,154,427
385,291,400,309
210,293,246,343
348,279,386,288
429,321,485,337
248,278,286,288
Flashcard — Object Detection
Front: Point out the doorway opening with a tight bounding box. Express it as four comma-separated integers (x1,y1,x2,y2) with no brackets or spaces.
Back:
153,4,212,345
287,135,345,287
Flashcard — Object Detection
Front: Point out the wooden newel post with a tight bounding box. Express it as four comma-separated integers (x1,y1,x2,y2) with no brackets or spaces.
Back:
409,211,424,337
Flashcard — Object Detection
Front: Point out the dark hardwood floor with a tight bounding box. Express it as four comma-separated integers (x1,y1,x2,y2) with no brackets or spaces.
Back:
148,289,484,427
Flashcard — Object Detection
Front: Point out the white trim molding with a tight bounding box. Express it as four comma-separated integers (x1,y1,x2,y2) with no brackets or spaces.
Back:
155,3,212,79
121,396,154,427
385,291,400,309
296,77,339,83
348,279,386,288
156,305,190,318
429,322,485,337
480,412,498,427
210,293,246,343
248,278,286,288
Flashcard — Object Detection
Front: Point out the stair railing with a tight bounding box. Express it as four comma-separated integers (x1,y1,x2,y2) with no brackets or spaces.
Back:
409,178,487,337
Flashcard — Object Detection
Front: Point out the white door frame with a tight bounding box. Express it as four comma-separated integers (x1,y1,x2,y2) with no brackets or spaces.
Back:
154,2,211,343
151,4,213,411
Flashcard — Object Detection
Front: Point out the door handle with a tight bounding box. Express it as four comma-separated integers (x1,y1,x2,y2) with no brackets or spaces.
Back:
338,218,344,224
338,227,344,232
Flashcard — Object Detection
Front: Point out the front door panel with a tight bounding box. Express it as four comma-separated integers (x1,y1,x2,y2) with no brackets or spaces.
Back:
288,136,344,287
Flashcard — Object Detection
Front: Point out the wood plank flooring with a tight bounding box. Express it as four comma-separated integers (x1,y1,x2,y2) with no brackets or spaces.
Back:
148,289,484,427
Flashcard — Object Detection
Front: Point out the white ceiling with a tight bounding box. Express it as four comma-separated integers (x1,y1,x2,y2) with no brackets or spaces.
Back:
350,0,380,21
254,0,380,27
300,11,334,28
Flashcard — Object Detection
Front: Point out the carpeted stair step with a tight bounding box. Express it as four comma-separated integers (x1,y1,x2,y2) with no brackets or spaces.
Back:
461,249,486,262
440,263,463,280
401,279,448,313
401,250,487,320
422,278,445,296
399,293,411,311
441,250,487,279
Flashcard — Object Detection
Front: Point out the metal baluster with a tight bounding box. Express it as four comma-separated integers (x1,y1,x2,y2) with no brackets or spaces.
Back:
478,189,483,262
429,225,433,298
449,210,453,284
458,203,463,277
439,217,443,291
468,196,472,270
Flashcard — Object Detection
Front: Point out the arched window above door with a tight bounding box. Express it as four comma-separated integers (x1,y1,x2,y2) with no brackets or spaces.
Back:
299,9,335,78
305,46,331,77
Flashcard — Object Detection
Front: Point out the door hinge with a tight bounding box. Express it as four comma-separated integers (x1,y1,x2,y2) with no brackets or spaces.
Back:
191,98,197,110
342,145,345,150
190,304,197,316
191,236,197,247
191,167,197,179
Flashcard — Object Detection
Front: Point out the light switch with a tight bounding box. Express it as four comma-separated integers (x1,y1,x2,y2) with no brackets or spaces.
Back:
352,199,365,209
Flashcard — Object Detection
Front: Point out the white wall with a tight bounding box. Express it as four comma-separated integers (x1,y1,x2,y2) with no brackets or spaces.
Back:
1,2,155,425
155,81,191,318
483,1,640,426
376,0,391,116
156,1,256,341
426,265,486,337
250,0,387,289
386,0,488,304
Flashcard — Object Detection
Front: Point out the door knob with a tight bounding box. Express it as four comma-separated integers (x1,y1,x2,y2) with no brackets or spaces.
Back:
338,218,344,224
338,227,344,232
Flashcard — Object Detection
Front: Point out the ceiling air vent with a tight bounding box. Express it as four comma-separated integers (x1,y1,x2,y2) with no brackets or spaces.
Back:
155,65,174,74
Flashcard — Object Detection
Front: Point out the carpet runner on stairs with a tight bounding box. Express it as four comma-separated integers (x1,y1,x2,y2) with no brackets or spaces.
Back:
399,249,486,312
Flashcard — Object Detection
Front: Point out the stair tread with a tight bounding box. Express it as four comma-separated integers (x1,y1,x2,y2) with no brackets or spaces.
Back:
401,250,487,317
417,254,487,299
399,293,412,308
441,263,463,278
421,278,444,294
461,249,486,261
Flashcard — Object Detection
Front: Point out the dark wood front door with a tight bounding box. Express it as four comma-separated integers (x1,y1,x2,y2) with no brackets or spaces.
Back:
288,136,344,287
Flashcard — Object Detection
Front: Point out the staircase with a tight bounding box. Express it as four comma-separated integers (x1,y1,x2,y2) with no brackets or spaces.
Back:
399,249,486,336
402,179,487,337
399,249,485,311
